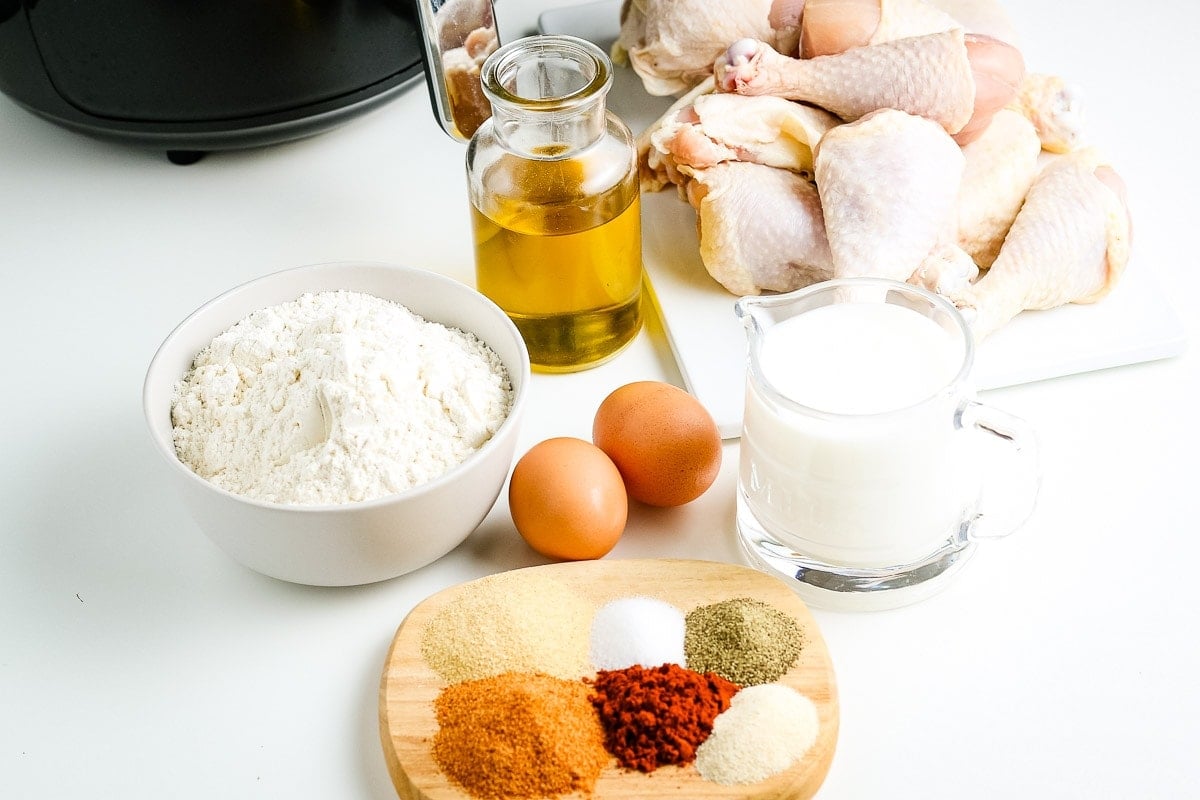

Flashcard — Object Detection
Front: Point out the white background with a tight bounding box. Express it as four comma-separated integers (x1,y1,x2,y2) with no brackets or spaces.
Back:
2,0,1197,797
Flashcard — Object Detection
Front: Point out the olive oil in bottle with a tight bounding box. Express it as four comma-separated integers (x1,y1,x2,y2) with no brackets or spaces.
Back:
466,35,643,372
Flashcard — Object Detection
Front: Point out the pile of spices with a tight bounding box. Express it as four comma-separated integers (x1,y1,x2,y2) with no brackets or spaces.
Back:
694,683,820,785
587,663,739,772
684,597,803,685
421,572,593,683
589,596,686,670
433,672,610,799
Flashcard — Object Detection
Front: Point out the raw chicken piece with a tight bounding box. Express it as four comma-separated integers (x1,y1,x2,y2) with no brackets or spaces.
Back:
770,0,808,56
685,162,833,295
870,0,960,42
715,29,977,134
432,0,497,137
442,26,498,139
645,93,840,191
435,0,494,51
799,0,1023,144
951,149,1132,340
800,0,1020,54
800,0,880,58
1012,72,1085,153
814,109,965,282
636,78,718,192
801,0,959,58
953,33,1024,145
909,240,979,295
613,0,795,96
926,0,1018,44
956,108,1041,268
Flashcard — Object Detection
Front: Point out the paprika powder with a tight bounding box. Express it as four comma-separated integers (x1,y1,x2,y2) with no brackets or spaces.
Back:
586,662,740,772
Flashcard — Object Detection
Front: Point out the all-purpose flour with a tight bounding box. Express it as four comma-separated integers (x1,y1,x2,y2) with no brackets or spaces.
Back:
170,290,513,505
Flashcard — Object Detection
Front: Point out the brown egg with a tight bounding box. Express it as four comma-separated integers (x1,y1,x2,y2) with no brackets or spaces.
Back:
592,381,722,508
508,437,628,560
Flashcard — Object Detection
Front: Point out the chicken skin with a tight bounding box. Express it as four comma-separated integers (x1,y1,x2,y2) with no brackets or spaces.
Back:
815,109,965,283
685,161,834,296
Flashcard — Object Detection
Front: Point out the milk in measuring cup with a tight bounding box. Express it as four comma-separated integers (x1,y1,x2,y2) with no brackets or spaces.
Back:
740,301,979,568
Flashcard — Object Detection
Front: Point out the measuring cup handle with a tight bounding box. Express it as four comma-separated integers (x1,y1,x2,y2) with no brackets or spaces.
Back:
958,399,1041,541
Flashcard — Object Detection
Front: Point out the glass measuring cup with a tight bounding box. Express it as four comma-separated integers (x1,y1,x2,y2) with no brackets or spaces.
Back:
735,278,1040,610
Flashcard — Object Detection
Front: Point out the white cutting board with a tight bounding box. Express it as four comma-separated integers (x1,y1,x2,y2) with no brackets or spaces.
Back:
540,0,1188,438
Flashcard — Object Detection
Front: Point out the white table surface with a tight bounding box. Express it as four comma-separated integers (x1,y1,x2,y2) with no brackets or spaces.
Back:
2,1,1197,797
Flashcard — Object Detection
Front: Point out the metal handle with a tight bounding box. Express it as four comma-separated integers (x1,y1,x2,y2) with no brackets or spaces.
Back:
413,0,500,141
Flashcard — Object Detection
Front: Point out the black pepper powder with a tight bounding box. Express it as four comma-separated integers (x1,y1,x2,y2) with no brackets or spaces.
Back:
684,597,803,685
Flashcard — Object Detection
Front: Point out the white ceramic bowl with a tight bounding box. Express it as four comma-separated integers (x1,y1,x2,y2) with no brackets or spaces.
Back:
143,262,530,586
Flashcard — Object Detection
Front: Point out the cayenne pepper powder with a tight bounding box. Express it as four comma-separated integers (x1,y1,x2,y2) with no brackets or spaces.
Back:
586,663,740,772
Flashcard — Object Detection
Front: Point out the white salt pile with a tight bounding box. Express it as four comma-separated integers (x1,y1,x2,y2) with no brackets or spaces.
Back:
589,596,686,670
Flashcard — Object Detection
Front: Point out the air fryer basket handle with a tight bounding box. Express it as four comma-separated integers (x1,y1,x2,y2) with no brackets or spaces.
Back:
412,0,499,141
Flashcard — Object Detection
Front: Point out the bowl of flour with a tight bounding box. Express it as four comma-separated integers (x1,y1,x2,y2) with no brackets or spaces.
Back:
143,262,530,586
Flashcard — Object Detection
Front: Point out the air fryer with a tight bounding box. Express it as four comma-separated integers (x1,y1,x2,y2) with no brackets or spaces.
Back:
0,0,429,162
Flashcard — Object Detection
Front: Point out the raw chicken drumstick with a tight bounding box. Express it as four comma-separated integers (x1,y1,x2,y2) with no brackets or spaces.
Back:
715,26,1023,144
955,108,1041,268
715,29,977,135
950,149,1132,341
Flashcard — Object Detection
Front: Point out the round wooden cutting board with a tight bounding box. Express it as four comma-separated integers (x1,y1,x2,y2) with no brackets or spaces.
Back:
379,558,839,800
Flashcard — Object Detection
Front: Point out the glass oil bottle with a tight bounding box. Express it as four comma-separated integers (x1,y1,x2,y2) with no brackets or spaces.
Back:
466,35,643,372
